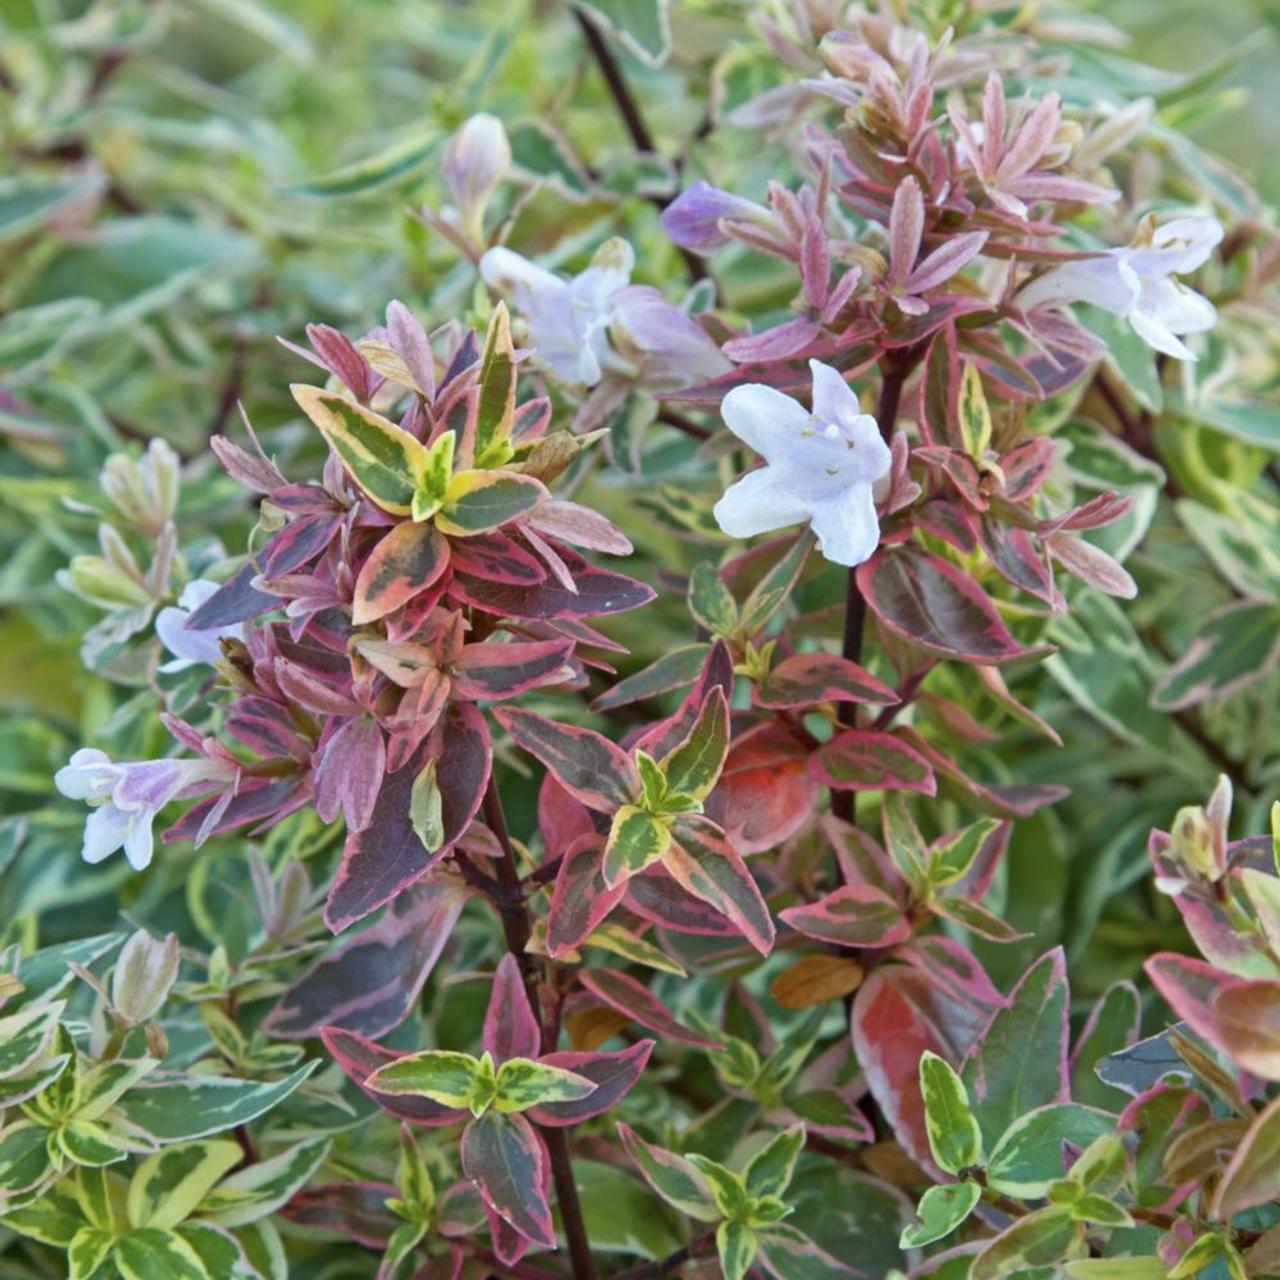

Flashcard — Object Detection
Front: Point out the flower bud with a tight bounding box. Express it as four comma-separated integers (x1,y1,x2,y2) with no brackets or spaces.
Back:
441,113,510,245
59,556,152,609
111,929,180,1027
101,438,180,535
1170,805,1220,883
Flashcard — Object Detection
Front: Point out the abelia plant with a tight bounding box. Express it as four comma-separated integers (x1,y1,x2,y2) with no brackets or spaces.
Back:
3,1,1280,1278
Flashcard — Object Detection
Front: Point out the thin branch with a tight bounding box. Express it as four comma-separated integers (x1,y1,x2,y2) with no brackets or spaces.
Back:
656,407,712,441
569,5,710,287
611,1231,716,1280
831,353,914,824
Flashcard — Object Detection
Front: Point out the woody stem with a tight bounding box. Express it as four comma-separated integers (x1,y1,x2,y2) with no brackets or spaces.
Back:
480,777,600,1280
830,354,912,827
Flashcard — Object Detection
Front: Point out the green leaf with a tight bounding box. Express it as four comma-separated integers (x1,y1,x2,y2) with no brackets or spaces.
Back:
474,304,518,466
68,1226,114,1280
366,1050,480,1111
411,429,457,522
962,950,1069,1147
958,362,993,457
926,818,1002,890
1064,1260,1171,1279
75,1057,160,1122
494,1059,597,1113
436,469,546,536
970,1207,1082,1280
174,1222,247,1279
1151,600,1280,711
743,1126,805,1199
618,1124,719,1222
1,1181,84,1246
687,1154,750,1220
576,0,672,65
0,998,64,1079
716,1219,759,1280
57,1119,135,1168
0,1121,53,1195
115,1227,211,1280
899,1180,981,1248
571,1159,684,1259
739,533,813,636
409,758,445,853
603,806,672,888
114,1064,316,1141
659,690,729,804
127,1139,243,1230
919,1051,984,1175
284,129,439,198
290,385,428,515
688,562,738,636
0,175,103,242
986,1104,1115,1197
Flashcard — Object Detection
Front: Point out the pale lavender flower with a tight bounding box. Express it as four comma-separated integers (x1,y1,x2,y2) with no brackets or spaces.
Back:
55,748,229,871
441,113,511,244
480,239,634,386
715,360,892,567
154,579,245,672
661,181,772,254
480,238,729,394
1017,215,1223,360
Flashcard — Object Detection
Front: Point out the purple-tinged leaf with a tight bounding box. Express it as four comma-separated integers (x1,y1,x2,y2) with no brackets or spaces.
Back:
590,645,708,713
325,705,490,933
547,838,627,957
526,500,632,555
451,561,655,621
313,717,385,832
352,522,451,626
664,816,775,955
811,730,936,796
530,1043,654,1126
450,533,546,586
780,884,911,949
185,561,276,630
858,545,1038,664
281,1182,398,1248
262,514,338,579
625,867,740,937
494,708,638,813
484,955,541,1063
755,653,898,710
579,969,723,1049
269,879,468,1040
452,638,573,701
461,1111,554,1249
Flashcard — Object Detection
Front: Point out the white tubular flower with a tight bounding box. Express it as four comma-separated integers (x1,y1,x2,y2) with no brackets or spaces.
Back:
714,360,892,568
479,239,635,386
1017,215,1224,360
154,579,245,672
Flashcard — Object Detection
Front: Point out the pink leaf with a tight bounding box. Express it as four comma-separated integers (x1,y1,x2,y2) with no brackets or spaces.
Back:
579,968,723,1048
858,545,1039,664
484,954,542,1062
811,730,937,795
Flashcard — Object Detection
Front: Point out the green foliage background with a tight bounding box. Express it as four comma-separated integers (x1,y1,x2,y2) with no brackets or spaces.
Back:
2,0,1278,1134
